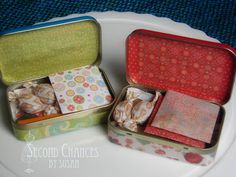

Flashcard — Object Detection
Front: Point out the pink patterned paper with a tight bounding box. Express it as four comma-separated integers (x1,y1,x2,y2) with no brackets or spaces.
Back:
151,91,220,143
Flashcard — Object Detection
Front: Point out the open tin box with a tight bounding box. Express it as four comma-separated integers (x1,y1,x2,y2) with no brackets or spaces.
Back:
0,16,115,141
108,29,236,165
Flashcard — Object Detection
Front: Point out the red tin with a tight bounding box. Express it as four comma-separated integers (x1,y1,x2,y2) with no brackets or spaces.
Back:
108,29,236,165
126,30,236,105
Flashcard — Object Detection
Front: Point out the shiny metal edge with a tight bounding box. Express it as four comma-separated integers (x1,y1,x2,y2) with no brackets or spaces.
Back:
0,16,96,36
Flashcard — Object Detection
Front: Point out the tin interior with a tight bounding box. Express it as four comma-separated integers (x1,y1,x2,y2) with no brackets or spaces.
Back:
1,17,116,129
7,77,52,122
126,29,236,105
8,67,115,129
108,85,225,152
0,17,101,85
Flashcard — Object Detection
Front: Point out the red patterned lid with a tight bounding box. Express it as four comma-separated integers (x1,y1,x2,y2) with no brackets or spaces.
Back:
127,29,236,105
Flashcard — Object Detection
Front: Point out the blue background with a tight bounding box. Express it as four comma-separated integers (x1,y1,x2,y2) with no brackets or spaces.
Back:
0,0,235,47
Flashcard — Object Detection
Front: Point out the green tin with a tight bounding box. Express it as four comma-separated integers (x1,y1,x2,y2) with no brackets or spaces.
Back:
0,16,115,141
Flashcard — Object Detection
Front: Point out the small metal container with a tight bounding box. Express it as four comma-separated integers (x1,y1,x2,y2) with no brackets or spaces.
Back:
108,29,236,165
0,16,115,141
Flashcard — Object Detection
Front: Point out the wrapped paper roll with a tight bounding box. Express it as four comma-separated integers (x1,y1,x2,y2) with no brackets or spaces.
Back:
9,88,44,114
17,93,46,114
126,87,153,101
123,119,138,132
44,105,59,116
8,91,18,103
113,100,133,126
113,87,161,132
8,82,59,121
22,81,37,89
132,91,160,124
33,83,56,105
113,87,152,126
44,102,60,116
12,87,33,98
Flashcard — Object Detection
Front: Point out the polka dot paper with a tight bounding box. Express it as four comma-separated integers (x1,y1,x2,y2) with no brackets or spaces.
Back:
49,65,113,114
126,30,235,105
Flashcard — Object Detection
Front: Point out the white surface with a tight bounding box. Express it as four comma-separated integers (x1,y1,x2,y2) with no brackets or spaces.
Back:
0,12,235,177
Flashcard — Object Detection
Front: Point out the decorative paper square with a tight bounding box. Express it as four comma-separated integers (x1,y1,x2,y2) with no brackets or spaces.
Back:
151,91,220,143
49,65,112,114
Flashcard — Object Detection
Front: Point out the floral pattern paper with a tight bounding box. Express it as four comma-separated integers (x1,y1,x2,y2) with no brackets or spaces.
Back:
49,65,112,114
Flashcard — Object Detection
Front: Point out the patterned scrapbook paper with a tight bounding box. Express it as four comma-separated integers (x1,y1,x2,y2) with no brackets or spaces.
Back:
151,91,220,143
126,31,235,105
144,94,205,148
49,65,112,114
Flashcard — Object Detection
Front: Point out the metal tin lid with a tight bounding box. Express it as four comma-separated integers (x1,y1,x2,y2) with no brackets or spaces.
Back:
126,29,236,105
0,16,101,85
